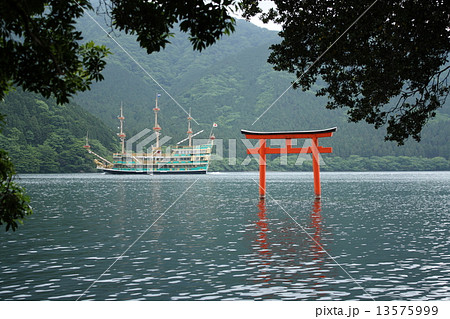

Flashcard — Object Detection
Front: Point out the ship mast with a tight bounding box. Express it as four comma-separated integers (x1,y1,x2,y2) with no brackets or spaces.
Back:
187,108,193,147
153,94,161,148
209,122,217,143
117,102,126,154
83,131,90,149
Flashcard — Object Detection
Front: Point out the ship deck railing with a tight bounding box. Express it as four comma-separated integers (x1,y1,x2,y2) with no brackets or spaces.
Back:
113,150,212,158
112,160,210,165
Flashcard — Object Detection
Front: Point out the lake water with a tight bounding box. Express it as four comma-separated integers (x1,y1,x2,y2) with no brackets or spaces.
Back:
0,171,449,301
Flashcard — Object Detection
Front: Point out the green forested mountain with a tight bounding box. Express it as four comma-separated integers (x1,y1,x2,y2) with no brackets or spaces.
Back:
0,89,116,173
1,18,448,173
73,17,450,160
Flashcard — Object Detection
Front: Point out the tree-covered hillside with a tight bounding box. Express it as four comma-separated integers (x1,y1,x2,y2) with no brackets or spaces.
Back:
74,18,450,160
0,89,117,173
1,18,448,174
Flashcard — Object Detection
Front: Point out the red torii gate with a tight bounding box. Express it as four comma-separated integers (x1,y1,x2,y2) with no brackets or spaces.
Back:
241,127,337,199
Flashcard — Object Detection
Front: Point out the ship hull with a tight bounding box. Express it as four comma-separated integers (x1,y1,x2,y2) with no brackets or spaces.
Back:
101,168,207,175
153,170,207,175
101,168,148,174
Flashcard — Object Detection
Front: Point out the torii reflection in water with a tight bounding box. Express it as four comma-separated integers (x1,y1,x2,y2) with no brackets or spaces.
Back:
252,198,332,291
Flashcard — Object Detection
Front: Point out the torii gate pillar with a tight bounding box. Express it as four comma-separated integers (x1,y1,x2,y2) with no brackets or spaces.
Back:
241,127,337,199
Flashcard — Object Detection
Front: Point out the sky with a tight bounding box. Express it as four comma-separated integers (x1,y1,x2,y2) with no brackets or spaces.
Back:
234,1,282,31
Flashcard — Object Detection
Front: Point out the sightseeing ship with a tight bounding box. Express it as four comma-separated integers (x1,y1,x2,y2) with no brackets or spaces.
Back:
84,95,216,174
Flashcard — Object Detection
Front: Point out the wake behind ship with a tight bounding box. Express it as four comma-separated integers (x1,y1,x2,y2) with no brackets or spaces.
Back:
84,95,216,174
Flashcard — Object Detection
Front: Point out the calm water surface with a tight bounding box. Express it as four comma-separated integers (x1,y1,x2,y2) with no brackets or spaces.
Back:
0,172,449,300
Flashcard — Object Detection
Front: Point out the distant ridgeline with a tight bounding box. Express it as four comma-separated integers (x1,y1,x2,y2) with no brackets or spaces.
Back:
0,89,117,173
209,155,450,172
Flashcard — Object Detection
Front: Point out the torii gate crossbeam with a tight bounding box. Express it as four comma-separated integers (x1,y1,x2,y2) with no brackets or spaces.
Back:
241,127,337,199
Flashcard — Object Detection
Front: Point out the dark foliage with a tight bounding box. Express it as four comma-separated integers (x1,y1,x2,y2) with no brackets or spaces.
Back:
0,0,110,104
245,0,450,144
0,144,32,232
107,0,238,52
